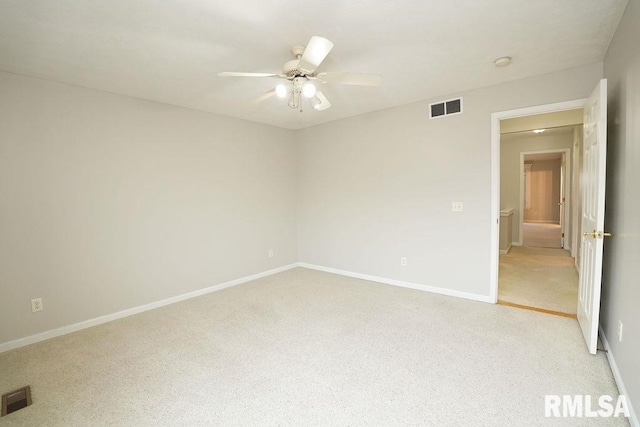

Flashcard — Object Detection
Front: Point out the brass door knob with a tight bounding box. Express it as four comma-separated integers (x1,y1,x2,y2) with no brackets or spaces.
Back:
583,230,612,238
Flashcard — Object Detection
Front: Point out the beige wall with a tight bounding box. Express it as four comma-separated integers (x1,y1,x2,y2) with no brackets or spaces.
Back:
297,63,602,297
523,158,561,223
0,71,298,345
500,133,573,244
0,61,607,348
602,0,640,418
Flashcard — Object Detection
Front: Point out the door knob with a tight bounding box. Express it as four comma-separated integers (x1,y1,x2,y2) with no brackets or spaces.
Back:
583,230,612,238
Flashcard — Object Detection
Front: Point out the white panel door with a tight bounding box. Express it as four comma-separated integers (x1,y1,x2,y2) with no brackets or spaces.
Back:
577,79,608,355
560,153,566,248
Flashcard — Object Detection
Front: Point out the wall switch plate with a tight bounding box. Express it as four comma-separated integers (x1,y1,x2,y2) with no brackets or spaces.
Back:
618,321,623,342
452,202,464,212
268,249,274,258
31,298,43,313
400,257,407,266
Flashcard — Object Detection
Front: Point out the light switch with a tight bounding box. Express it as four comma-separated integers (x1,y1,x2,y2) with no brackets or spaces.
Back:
452,202,464,212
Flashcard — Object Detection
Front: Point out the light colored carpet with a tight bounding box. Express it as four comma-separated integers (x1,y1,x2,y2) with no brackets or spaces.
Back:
0,268,626,426
499,246,578,315
523,222,562,248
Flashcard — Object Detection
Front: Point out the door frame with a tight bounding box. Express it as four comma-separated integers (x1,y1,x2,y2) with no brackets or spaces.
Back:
489,99,586,303
517,148,571,248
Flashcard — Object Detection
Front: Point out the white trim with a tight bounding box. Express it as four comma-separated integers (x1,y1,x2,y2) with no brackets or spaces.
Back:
599,325,639,426
499,243,512,255
298,263,492,303
490,98,587,305
518,148,571,246
490,113,501,303
0,263,298,354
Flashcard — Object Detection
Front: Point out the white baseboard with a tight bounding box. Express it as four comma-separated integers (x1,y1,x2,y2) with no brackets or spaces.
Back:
512,241,523,247
599,325,639,427
298,263,492,303
499,243,512,255
0,263,298,354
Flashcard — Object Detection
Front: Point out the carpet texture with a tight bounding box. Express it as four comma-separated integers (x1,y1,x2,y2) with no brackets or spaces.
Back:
499,246,579,315
0,268,626,426
523,223,563,248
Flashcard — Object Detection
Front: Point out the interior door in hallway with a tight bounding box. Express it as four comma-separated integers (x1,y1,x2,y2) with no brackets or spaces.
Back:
577,79,608,355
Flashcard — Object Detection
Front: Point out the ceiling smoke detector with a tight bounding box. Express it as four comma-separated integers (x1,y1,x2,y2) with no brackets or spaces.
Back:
494,56,512,68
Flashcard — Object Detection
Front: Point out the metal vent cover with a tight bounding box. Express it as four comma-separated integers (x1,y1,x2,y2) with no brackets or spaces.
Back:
429,97,463,119
1,386,32,417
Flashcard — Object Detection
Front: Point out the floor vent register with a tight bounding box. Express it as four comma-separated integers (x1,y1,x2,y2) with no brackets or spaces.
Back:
1,386,32,417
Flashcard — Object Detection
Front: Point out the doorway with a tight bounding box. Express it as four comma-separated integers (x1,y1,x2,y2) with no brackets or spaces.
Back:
490,79,609,354
489,102,586,314
498,122,580,316
520,149,569,249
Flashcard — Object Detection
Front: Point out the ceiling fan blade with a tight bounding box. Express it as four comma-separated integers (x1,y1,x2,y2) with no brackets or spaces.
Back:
298,36,334,73
312,90,331,111
318,72,381,86
218,72,282,78
250,89,277,105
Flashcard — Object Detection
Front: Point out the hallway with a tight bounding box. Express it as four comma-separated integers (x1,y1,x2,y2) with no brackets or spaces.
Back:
498,246,578,315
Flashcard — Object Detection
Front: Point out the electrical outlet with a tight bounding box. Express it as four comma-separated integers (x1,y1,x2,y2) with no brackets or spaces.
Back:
268,249,274,258
618,321,623,342
452,201,464,212
400,257,407,267
31,298,43,313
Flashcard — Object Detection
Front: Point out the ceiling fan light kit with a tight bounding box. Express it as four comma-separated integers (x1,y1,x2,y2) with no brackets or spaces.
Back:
287,80,302,109
275,84,288,98
302,82,316,98
219,36,381,112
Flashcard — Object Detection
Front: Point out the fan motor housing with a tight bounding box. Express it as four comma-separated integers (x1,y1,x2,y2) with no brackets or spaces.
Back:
283,59,304,78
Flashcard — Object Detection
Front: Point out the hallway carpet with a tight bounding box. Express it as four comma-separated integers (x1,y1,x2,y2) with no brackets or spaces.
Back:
0,268,625,425
499,246,578,315
523,222,563,248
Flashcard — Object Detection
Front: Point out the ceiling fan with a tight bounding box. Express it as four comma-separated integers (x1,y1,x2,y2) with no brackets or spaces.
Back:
218,36,381,112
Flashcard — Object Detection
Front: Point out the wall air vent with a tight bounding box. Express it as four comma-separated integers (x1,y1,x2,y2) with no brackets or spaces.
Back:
429,97,463,119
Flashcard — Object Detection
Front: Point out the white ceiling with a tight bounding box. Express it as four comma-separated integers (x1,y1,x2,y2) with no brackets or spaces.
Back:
501,109,583,134
524,152,564,161
0,0,628,130
501,125,577,141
